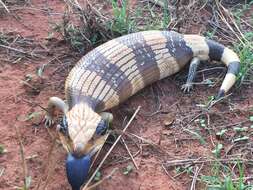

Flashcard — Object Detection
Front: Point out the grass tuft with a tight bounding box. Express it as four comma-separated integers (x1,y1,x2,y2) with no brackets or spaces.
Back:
53,0,171,52
201,161,253,190
234,32,253,85
109,0,136,35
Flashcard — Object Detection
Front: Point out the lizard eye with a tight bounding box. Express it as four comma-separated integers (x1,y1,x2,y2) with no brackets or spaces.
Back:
95,119,108,135
57,115,69,136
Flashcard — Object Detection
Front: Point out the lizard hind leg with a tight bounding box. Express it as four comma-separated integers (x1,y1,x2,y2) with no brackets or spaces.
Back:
181,57,200,93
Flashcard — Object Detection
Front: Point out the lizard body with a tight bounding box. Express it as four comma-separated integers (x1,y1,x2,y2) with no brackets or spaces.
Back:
65,31,239,112
45,30,240,189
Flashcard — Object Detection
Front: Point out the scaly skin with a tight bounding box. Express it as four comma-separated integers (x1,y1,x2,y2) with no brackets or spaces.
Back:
44,30,240,189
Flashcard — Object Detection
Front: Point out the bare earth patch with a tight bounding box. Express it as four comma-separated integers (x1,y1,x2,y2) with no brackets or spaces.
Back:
0,1,252,190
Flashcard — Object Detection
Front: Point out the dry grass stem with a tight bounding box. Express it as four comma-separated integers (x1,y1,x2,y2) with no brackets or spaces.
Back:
215,0,245,45
121,137,139,170
165,157,252,167
190,164,204,190
0,44,29,55
89,133,110,170
0,0,9,12
161,163,176,182
14,125,29,189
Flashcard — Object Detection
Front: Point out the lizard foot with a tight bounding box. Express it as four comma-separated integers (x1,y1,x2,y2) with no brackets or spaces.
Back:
44,115,54,128
181,83,193,93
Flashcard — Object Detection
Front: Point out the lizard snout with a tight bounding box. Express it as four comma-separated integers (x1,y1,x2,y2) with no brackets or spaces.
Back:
73,142,85,156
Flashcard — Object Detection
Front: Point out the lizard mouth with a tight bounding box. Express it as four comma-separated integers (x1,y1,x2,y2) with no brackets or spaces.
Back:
55,117,110,160
58,129,109,157
65,133,109,190
76,134,110,156
67,134,110,189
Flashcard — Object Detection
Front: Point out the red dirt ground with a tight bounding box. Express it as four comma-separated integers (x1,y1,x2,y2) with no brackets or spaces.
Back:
0,1,252,190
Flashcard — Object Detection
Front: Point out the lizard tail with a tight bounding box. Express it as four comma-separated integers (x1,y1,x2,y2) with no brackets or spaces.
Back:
205,39,240,99
183,35,240,99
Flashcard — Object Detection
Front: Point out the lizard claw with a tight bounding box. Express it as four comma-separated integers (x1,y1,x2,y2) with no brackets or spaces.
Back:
181,83,193,93
44,115,54,128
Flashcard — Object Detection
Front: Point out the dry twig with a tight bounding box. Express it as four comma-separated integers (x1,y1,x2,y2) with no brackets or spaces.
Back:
14,125,29,189
121,137,139,170
190,164,204,190
0,0,9,12
165,157,252,167
82,106,141,190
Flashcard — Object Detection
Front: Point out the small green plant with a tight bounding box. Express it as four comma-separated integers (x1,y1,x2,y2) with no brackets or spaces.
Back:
109,0,136,35
123,164,133,175
23,176,32,190
212,143,223,158
233,126,248,132
234,32,253,85
94,171,102,181
199,119,206,128
216,129,227,138
208,95,215,101
210,3,253,86
37,64,46,77
202,162,253,190
205,30,216,39
56,0,173,52
62,22,92,52
140,0,170,31
233,136,249,143
233,2,253,21
205,79,215,87
0,144,6,154
175,165,193,175
162,0,170,29
52,1,111,53
184,128,206,145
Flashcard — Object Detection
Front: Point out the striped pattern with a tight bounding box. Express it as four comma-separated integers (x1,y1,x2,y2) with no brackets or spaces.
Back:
65,31,241,111
66,31,206,112
62,30,241,156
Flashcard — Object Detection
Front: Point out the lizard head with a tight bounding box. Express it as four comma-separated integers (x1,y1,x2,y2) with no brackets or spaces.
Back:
65,103,104,155
58,103,109,189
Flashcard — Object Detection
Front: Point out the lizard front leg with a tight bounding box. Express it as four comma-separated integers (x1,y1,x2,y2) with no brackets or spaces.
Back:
181,57,200,93
44,97,69,127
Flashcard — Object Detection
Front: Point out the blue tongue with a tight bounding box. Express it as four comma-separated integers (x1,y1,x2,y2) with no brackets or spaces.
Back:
66,153,91,190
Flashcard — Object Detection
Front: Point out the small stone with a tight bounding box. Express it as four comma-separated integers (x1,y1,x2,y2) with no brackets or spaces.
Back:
163,113,175,127
142,151,150,158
